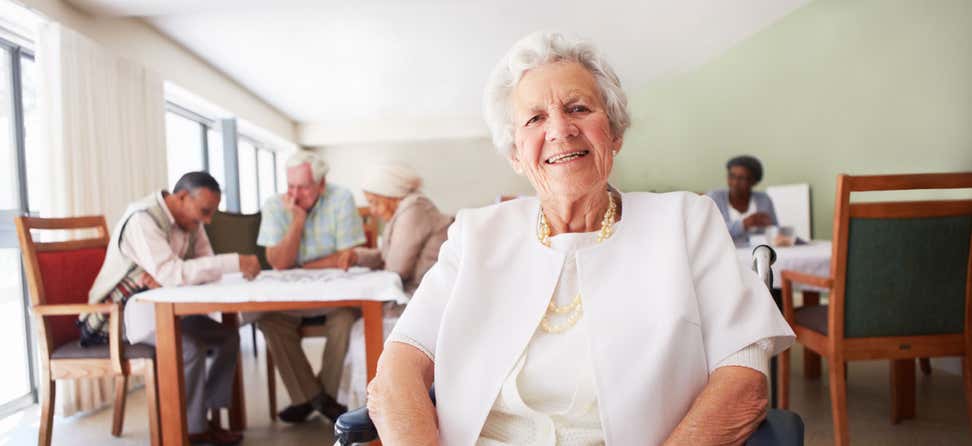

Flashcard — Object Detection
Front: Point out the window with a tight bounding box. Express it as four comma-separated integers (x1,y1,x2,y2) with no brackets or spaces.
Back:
257,148,276,208
0,36,37,417
164,112,205,189
237,139,258,214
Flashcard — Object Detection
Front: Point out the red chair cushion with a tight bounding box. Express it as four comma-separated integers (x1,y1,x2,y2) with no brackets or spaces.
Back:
35,247,107,349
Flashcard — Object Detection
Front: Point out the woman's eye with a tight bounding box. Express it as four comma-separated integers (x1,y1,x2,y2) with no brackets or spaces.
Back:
525,115,542,126
569,105,590,113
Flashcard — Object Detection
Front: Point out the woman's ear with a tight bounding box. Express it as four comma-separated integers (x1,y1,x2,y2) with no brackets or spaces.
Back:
507,146,524,175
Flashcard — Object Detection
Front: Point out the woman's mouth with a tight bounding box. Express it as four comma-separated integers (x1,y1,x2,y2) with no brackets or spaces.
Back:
545,150,590,165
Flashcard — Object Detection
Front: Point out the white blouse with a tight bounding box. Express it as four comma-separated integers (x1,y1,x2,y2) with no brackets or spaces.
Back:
477,230,605,446
727,197,756,227
474,223,772,446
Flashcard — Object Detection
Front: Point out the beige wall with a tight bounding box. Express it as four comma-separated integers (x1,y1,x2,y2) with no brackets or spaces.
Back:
615,0,972,238
20,0,296,142
313,138,534,214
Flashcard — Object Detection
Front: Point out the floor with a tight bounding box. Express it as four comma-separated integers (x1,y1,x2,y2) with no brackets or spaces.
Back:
1,335,970,445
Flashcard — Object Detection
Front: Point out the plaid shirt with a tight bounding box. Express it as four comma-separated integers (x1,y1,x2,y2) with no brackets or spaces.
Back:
257,184,366,265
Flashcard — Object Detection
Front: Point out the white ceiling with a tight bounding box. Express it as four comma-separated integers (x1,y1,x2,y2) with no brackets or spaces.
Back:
66,0,809,144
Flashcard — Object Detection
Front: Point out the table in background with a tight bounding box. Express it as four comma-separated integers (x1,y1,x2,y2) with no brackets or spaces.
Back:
128,268,408,446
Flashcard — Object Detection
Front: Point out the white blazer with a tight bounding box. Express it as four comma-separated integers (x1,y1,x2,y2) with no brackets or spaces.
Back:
389,191,795,445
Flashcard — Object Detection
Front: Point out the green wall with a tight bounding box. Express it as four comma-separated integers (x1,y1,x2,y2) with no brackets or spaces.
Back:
614,0,972,238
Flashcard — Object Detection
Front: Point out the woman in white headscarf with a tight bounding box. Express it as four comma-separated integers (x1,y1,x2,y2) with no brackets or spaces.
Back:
354,163,453,295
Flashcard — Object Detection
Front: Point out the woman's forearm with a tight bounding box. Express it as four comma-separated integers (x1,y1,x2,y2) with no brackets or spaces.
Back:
664,366,768,446
368,342,439,445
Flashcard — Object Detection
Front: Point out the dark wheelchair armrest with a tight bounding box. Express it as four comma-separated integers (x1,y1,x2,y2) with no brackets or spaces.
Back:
336,403,802,446
745,409,805,446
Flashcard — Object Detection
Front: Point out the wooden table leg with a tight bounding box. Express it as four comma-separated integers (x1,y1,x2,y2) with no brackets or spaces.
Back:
802,291,822,379
361,301,384,446
221,312,247,431
891,359,916,424
361,301,384,383
155,303,188,445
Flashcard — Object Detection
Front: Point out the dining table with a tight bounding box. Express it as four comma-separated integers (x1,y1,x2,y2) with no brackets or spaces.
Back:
125,267,408,445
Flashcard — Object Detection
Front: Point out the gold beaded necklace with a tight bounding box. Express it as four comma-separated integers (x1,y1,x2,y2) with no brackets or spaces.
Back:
537,191,617,333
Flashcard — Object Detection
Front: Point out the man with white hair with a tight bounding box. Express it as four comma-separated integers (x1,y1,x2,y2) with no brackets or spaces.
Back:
256,150,366,424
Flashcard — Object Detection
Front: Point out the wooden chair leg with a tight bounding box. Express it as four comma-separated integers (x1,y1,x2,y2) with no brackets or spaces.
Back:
963,355,972,433
891,359,916,424
778,346,791,409
267,347,277,421
804,349,822,379
111,375,128,437
38,378,55,446
144,361,161,446
829,360,850,446
919,358,932,375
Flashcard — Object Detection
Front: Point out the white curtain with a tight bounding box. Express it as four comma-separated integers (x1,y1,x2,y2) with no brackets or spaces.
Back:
37,22,166,416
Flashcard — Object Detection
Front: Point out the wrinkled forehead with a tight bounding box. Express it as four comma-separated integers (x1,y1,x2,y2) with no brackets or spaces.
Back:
512,61,601,113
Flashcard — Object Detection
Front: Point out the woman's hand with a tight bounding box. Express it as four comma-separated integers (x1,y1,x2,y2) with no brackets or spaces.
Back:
663,366,768,446
368,342,439,445
742,212,772,230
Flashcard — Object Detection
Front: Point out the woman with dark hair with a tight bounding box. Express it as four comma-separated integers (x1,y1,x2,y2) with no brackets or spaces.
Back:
706,155,778,246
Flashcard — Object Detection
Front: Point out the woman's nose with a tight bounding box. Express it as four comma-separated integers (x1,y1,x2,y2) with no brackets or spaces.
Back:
545,111,578,142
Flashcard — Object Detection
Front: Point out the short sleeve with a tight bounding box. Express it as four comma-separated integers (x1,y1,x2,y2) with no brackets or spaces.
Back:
386,210,463,361
333,189,367,250
687,195,794,372
257,196,288,247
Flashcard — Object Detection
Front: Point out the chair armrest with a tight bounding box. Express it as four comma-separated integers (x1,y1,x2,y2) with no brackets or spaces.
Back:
779,271,832,322
32,303,114,316
334,406,379,445
34,302,125,374
745,409,805,446
780,270,832,289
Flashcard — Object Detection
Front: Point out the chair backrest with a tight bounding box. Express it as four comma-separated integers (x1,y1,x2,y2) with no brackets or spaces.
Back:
15,216,110,350
204,211,271,270
830,173,972,339
766,183,812,241
358,207,378,249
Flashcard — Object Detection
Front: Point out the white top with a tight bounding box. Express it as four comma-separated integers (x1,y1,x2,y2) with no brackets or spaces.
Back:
387,192,795,445
727,197,756,229
478,230,604,446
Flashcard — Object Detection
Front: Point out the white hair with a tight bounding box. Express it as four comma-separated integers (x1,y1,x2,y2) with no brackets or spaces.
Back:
286,150,330,183
482,31,630,158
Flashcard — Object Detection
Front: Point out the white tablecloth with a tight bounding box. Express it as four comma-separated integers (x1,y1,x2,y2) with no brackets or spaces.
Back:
736,241,831,290
124,268,407,344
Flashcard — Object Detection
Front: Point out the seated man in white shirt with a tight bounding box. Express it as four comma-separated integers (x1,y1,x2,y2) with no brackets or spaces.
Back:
81,171,261,446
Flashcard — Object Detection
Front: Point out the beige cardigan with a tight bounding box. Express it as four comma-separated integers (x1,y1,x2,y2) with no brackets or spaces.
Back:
356,193,453,294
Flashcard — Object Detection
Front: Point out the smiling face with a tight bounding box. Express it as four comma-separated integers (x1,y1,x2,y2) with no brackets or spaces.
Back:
172,188,220,232
509,61,622,201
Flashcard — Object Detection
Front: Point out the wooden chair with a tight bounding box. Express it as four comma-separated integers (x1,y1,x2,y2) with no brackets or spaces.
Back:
265,207,379,420
778,173,972,446
15,216,160,446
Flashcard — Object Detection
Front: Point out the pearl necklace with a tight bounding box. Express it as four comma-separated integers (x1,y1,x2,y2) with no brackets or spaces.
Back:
537,191,617,333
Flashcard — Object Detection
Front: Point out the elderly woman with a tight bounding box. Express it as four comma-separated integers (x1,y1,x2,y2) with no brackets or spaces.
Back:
354,163,453,295
367,32,794,445
706,155,779,246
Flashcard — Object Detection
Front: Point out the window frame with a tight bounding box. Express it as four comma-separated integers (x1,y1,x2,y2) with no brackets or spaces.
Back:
0,34,39,418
